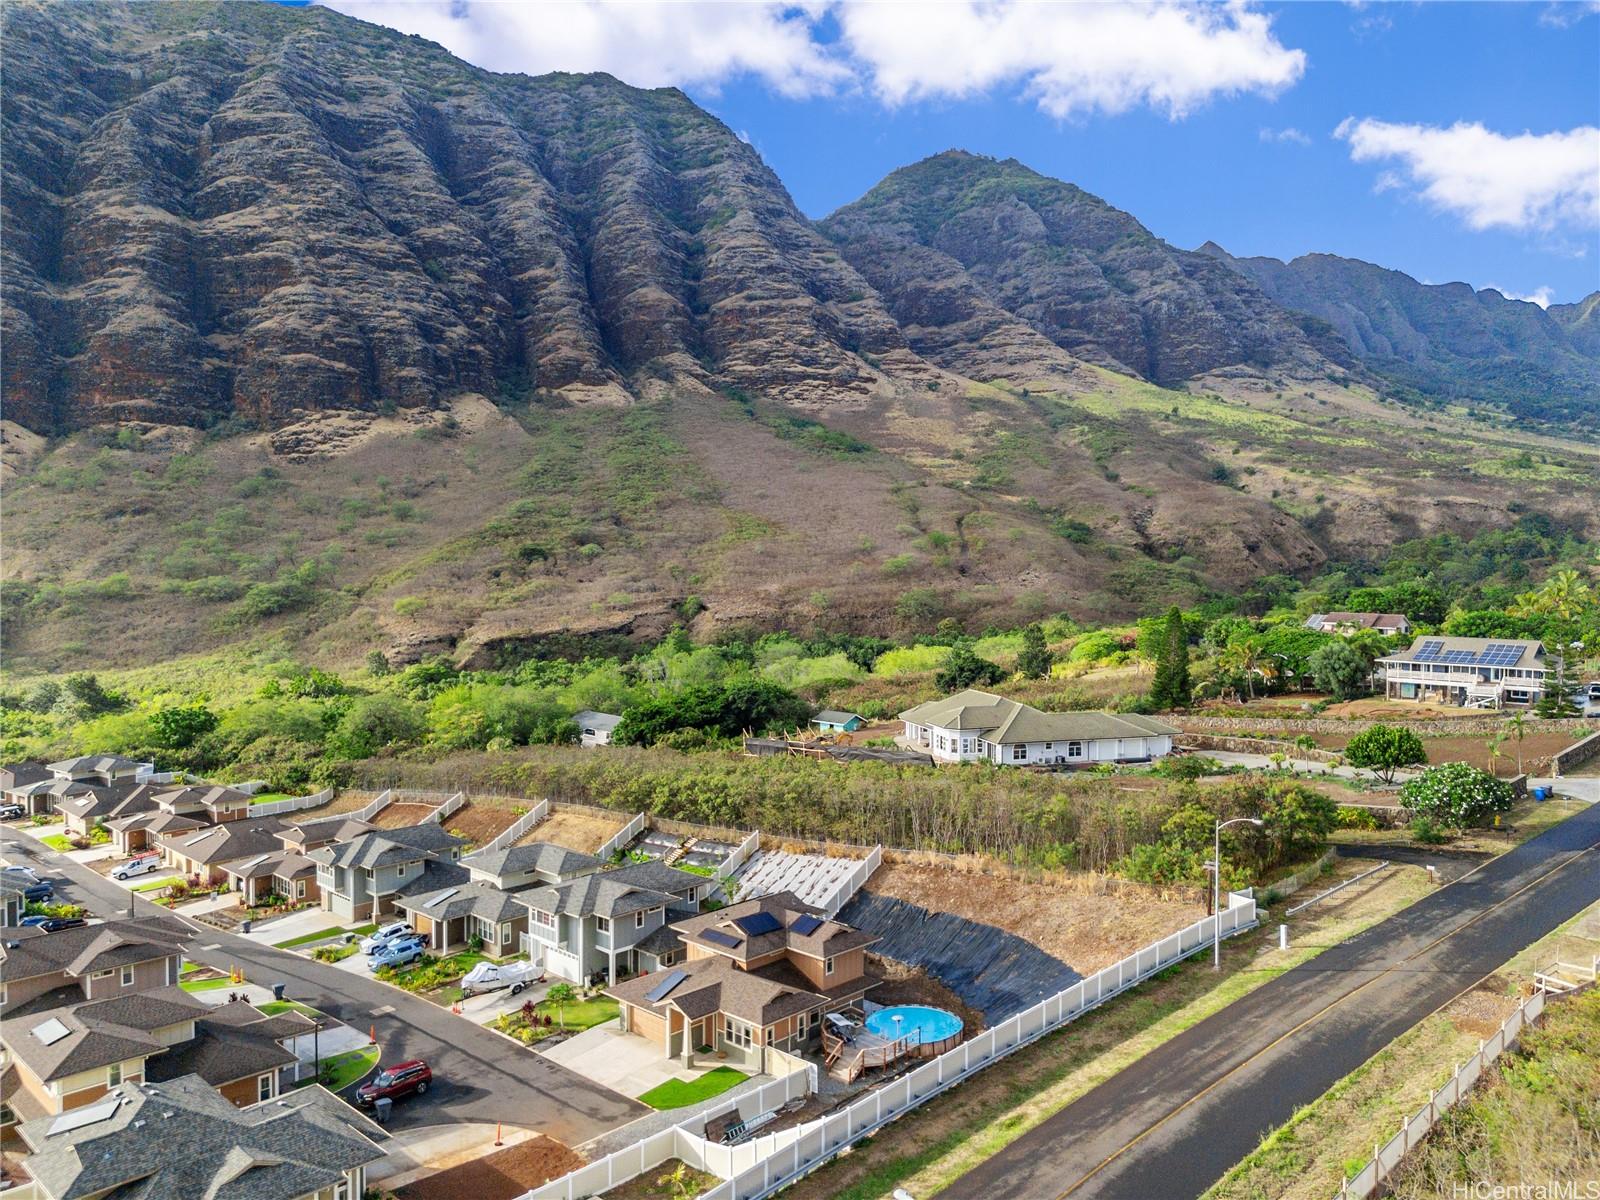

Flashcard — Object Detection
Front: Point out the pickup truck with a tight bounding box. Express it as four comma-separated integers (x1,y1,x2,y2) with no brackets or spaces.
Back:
459,959,545,998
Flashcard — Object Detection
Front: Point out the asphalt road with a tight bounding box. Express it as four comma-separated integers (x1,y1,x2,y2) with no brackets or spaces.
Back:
1,825,646,1145
948,801,1600,1200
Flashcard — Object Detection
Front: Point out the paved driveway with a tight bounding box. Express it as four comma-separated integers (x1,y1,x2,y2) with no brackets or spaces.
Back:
1,825,646,1146
540,1021,732,1099
946,801,1600,1200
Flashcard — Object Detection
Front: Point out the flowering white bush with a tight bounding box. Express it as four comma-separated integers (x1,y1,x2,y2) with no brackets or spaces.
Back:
1400,762,1514,829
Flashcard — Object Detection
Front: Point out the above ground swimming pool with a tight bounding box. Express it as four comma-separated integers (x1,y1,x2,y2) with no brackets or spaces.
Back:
865,1005,964,1055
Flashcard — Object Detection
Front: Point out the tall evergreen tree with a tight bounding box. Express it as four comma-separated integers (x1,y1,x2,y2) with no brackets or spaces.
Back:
1149,607,1191,709
1017,623,1054,679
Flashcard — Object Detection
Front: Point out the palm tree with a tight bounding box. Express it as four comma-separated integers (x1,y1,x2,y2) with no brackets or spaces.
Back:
1506,712,1528,774
1486,733,1506,779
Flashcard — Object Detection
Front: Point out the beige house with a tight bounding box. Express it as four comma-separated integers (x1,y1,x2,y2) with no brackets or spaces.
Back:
1376,637,1549,709
900,690,1178,766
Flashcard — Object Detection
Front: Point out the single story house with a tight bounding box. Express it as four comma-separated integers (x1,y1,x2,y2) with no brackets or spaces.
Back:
812,710,867,733
103,810,205,856
144,998,315,1108
395,878,527,958
7,778,97,817
607,891,878,1069
1376,637,1549,709
520,860,711,985
574,710,622,747
1305,612,1411,636
218,850,320,907
14,1073,387,1200
57,783,159,840
156,819,291,886
0,761,53,804
899,690,1179,766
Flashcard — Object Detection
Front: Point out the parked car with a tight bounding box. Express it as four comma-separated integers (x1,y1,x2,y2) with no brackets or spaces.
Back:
110,853,162,881
358,922,416,955
0,803,26,820
22,881,55,903
369,936,426,970
354,1059,432,1107
2,865,42,884
20,915,87,932
460,959,545,998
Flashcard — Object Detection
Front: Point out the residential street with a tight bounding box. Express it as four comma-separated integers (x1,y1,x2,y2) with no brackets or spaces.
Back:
0,825,646,1146
946,800,1600,1200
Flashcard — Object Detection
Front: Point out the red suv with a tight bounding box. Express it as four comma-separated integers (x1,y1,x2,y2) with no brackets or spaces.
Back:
355,1059,432,1107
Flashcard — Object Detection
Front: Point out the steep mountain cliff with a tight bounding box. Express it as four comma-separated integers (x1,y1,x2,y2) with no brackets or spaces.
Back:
1,0,926,434
1197,245,1600,426
819,151,1351,389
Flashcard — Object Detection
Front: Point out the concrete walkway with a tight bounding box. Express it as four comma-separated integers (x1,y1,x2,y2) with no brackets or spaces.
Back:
540,1020,734,1099
238,907,346,947
581,1067,780,1159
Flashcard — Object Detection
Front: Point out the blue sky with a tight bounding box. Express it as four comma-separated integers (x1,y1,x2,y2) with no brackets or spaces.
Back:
329,1,1600,305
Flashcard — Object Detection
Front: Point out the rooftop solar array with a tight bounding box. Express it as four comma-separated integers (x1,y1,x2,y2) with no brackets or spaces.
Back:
1412,640,1525,667
733,911,782,937
33,1017,72,1046
700,929,742,949
790,914,823,936
47,1096,123,1138
644,968,688,1003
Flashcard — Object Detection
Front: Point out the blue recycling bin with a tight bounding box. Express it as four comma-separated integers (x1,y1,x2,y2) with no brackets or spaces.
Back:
1532,786,1550,802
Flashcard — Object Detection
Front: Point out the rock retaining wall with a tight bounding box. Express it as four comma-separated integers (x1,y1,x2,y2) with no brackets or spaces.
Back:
1552,732,1600,777
1178,734,1342,764
1177,715,1588,738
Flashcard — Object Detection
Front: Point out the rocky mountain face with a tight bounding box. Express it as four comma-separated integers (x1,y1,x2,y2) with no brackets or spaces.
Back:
1,0,924,434
1198,245,1600,425
818,151,1350,389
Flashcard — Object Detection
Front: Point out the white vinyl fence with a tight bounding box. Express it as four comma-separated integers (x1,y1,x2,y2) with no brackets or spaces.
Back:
717,829,761,881
348,790,394,823
597,811,647,861
1336,989,1547,1200
423,791,466,824
465,800,550,858
820,845,882,919
248,787,334,817
519,892,1259,1200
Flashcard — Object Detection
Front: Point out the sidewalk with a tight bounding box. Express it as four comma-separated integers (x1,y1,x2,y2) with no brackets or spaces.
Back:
366,1123,538,1190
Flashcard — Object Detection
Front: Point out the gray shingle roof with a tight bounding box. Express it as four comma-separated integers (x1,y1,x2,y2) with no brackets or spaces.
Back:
520,860,705,920
157,820,291,867
466,842,604,880
18,1075,387,1200
898,689,1179,742
673,891,877,963
306,823,464,871
398,877,525,924
47,755,142,775
0,919,189,985
5,986,209,1082
145,1002,309,1088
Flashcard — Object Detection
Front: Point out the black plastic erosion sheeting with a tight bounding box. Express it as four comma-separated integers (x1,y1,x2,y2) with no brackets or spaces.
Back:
842,890,1081,1022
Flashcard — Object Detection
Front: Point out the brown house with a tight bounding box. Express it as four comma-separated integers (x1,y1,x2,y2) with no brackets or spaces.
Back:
607,891,878,1070
155,819,291,885
103,809,206,856
0,920,190,1017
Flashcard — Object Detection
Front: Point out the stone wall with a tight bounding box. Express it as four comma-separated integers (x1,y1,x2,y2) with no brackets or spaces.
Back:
1176,715,1589,739
1178,734,1342,764
1552,732,1600,777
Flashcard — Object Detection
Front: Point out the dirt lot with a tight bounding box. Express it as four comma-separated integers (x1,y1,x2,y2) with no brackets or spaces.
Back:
371,803,441,828
866,861,1204,974
521,807,625,853
599,1158,719,1200
1296,729,1579,774
295,790,383,817
438,802,519,847
391,1136,583,1200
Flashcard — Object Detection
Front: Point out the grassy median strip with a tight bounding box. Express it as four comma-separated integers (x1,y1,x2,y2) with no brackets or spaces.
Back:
313,1045,380,1092
782,862,1434,1200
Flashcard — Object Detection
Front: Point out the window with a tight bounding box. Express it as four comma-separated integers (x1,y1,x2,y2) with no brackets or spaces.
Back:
534,909,555,929
296,879,306,899
960,738,971,754
825,956,835,976
334,1183,351,1200
395,863,407,878
92,968,114,980
596,916,611,933
1011,745,1027,761
1044,742,1053,751
501,924,512,945
107,1063,122,1087
120,965,135,987
1067,741,1084,758
726,1019,752,1048
636,910,646,929
258,1074,273,1103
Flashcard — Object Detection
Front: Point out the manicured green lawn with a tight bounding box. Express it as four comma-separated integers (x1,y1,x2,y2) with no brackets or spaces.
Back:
543,995,620,1033
249,792,293,805
312,1045,380,1092
132,876,182,893
259,1000,324,1018
638,1067,749,1110
40,834,74,851
179,976,236,993
272,922,374,950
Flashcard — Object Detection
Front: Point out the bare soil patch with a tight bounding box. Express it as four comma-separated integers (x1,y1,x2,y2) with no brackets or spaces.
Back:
371,803,439,828
524,807,624,854
391,1135,583,1200
298,790,384,817
1442,977,1519,1038
439,802,519,847
1296,729,1577,774
599,1158,719,1200
865,862,1203,973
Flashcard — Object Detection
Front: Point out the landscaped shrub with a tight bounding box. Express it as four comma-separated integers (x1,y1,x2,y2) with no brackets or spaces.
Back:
1344,724,1427,783
1335,806,1380,830
1400,763,1514,829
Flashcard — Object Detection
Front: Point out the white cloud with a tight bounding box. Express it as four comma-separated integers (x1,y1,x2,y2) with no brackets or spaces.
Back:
1335,118,1600,233
835,2,1305,118
1260,126,1311,145
1484,284,1556,308
321,1,1306,119
1539,2,1600,28
320,1,847,97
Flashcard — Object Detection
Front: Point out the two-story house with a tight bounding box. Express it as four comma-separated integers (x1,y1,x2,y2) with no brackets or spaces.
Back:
1304,611,1411,637
1376,637,1550,709
0,920,190,1017
899,689,1179,766
44,756,151,787
149,784,254,825
520,860,710,985
607,891,879,1069
14,1074,387,1200
308,824,467,922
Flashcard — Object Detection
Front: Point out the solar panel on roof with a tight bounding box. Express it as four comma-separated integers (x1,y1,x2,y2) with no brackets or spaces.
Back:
644,969,688,1003
734,911,782,937
1414,640,1445,661
790,914,823,936
47,1096,122,1137
701,929,742,949
33,1018,72,1046
426,887,459,908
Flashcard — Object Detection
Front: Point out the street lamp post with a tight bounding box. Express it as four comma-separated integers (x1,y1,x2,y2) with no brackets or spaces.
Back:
1214,817,1264,969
